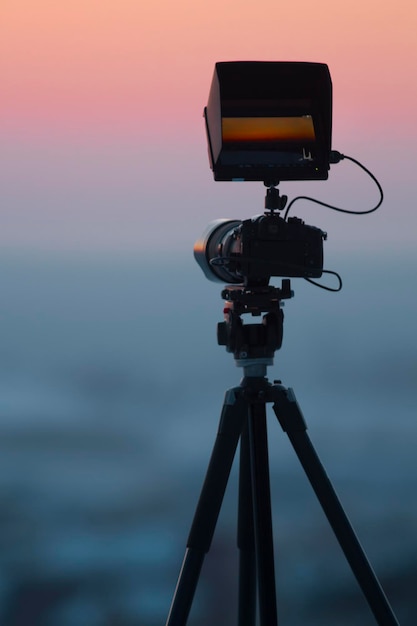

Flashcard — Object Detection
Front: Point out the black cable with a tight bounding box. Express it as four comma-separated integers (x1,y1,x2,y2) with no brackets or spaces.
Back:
304,270,343,292
283,153,384,220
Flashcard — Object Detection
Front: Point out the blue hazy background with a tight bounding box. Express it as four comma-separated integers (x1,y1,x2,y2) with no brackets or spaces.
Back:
0,247,415,624
1,1,417,623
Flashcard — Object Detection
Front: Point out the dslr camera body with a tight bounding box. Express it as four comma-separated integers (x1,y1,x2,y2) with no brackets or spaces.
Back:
195,212,326,286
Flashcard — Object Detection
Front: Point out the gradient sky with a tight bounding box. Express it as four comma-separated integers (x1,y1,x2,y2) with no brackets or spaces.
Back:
1,0,416,254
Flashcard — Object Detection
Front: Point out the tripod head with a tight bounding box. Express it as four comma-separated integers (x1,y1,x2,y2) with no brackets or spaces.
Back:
217,279,293,369
263,183,288,214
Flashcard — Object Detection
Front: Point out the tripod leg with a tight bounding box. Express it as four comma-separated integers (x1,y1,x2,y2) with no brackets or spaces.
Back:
237,421,256,626
248,402,279,626
272,385,399,626
166,387,247,626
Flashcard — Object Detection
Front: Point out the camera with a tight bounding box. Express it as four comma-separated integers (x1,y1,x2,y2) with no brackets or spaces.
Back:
195,61,331,289
194,212,326,286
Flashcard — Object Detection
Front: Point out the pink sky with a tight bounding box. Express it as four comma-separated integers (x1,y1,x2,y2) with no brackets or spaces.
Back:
1,0,416,251
2,1,416,138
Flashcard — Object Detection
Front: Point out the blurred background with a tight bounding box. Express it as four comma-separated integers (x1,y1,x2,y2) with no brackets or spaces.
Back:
1,1,416,624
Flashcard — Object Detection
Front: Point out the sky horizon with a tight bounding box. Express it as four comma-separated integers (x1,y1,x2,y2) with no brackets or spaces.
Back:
1,0,416,255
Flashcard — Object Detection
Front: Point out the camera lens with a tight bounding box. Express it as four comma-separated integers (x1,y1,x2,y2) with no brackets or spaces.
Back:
194,219,242,283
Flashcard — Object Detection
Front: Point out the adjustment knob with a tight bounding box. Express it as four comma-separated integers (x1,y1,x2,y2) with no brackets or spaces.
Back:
217,322,228,346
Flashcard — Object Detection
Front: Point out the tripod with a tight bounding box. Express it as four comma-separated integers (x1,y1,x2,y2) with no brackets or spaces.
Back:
166,281,399,625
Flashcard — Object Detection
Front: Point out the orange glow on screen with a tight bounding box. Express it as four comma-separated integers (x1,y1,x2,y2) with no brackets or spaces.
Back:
222,116,316,143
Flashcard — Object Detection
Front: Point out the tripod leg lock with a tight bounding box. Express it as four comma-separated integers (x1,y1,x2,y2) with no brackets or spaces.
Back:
218,387,247,434
272,386,308,433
